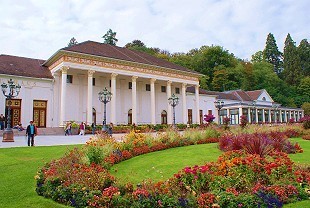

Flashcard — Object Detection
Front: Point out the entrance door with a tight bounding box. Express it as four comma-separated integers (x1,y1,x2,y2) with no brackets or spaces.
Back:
33,100,47,128
5,99,21,127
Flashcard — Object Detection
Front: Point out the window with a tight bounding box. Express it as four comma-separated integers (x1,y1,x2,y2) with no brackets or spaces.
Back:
262,97,266,101
129,82,132,89
161,86,166,92
67,75,73,83
128,109,132,125
208,110,212,115
109,80,111,87
92,78,95,86
200,110,203,124
175,87,180,94
188,109,192,124
146,84,150,91
161,110,167,124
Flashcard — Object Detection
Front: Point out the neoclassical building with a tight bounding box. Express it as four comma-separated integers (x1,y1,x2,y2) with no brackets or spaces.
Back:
0,41,304,128
0,41,217,128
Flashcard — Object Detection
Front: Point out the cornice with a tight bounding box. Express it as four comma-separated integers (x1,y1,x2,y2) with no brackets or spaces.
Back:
47,51,200,82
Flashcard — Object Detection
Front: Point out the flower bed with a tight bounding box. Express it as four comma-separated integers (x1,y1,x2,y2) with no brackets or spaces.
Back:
36,126,309,207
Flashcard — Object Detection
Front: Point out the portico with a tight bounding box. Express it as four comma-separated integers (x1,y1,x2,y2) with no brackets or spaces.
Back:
45,41,202,126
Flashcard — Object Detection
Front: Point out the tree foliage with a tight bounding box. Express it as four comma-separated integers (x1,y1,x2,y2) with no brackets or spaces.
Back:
124,32,308,108
67,37,78,47
102,29,118,45
282,33,302,86
263,33,283,75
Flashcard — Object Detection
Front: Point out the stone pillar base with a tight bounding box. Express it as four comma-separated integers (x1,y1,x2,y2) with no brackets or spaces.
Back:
2,128,14,142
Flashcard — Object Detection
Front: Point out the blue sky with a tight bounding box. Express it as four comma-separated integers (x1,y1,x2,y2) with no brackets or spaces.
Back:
0,0,309,60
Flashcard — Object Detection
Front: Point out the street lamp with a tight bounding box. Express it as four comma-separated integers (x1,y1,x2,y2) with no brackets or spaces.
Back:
98,87,112,132
1,79,21,142
251,101,256,124
168,93,179,128
214,99,224,124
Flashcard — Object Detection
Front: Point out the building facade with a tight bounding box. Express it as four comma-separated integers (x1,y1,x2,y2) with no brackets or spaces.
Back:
0,41,304,128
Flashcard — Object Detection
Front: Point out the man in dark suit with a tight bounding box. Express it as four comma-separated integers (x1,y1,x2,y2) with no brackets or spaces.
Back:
26,121,37,146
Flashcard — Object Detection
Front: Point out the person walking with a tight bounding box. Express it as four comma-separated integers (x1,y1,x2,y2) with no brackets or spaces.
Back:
0,114,5,130
107,122,113,137
65,122,72,136
26,121,37,146
79,122,85,135
91,123,96,135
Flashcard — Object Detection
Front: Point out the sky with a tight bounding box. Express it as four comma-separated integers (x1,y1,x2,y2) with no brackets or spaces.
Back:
0,0,309,61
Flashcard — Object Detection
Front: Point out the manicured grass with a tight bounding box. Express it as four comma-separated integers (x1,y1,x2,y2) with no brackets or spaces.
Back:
0,138,308,207
111,143,221,184
289,138,310,164
0,145,80,208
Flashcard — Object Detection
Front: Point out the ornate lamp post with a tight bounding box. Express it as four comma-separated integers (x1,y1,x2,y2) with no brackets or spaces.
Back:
1,79,21,142
98,87,112,132
168,93,179,128
214,100,224,124
251,101,256,124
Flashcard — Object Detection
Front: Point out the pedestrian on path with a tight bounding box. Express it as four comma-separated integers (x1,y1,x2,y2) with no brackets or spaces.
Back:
79,122,85,135
0,114,5,130
26,120,37,146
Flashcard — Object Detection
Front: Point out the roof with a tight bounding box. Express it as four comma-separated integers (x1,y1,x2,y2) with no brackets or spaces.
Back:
247,90,264,100
186,87,268,102
59,41,198,74
0,55,53,79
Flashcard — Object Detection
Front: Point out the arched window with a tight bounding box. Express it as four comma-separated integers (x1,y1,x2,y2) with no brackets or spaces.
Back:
128,109,132,125
92,108,96,124
161,110,167,124
262,97,266,101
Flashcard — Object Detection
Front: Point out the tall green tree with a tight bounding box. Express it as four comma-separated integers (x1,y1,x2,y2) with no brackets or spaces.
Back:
263,33,283,75
125,40,146,48
282,33,302,86
67,37,78,47
102,29,118,45
297,39,310,76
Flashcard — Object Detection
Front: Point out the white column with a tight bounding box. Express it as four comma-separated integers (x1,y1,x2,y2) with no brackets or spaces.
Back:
132,76,138,125
279,110,283,123
52,72,60,128
60,66,68,127
182,83,187,124
195,84,200,124
301,111,304,118
284,110,287,122
262,109,265,123
238,107,243,125
268,109,272,123
167,81,172,124
150,78,156,125
248,108,251,123
110,73,118,124
289,111,292,120
255,109,258,123
87,70,95,125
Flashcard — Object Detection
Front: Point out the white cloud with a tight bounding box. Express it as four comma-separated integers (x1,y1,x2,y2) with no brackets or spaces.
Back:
0,0,309,60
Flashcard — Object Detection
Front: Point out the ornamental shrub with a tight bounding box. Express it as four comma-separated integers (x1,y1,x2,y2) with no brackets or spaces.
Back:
300,115,310,129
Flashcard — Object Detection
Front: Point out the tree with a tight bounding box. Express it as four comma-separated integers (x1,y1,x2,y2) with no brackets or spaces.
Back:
282,33,302,86
302,102,310,115
199,75,209,90
297,39,310,76
125,40,146,48
251,51,264,63
102,29,118,45
263,33,283,75
211,69,229,91
67,37,78,47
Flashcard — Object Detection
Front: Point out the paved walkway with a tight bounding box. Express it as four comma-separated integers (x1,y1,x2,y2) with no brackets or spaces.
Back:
0,133,127,148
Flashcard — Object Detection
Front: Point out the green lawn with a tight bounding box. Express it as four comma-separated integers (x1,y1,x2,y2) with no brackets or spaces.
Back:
0,138,309,207
0,145,80,208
